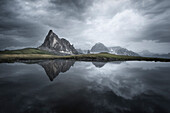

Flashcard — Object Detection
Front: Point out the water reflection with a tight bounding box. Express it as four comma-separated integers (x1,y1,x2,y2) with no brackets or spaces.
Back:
39,60,75,81
38,60,121,81
92,61,123,68
0,60,170,113
92,62,107,68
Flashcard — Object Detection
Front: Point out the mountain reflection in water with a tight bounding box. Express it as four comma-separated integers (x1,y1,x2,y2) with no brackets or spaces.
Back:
0,60,170,113
38,60,121,81
39,60,75,81
92,62,107,68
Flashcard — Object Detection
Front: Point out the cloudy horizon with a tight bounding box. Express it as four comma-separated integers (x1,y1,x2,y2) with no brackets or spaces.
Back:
0,0,170,54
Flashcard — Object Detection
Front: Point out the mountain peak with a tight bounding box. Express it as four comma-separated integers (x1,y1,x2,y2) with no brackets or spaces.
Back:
49,29,53,33
47,30,58,38
91,42,109,52
39,30,78,55
96,42,103,44
95,42,105,45
47,30,54,35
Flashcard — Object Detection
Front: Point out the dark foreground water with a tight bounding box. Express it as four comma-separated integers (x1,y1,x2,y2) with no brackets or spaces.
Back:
0,60,170,113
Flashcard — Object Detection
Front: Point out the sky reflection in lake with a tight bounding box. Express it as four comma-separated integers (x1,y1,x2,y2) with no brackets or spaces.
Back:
0,60,170,113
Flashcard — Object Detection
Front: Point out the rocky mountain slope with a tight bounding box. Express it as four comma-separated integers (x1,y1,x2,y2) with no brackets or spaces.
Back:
91,43,109,52
39,30,78,55
90,43,139,56
108,46,139,56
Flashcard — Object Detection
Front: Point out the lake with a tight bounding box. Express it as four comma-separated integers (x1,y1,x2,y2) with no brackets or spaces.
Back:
0,60,170,113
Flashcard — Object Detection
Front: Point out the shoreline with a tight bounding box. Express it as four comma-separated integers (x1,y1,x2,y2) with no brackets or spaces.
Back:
0,53,170,63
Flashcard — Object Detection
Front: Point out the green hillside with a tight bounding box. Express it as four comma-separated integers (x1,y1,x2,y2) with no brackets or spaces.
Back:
0,48,52,55
0,52,170,63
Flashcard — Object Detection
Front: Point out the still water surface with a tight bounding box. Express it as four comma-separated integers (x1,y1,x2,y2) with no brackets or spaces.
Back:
0,60,170,113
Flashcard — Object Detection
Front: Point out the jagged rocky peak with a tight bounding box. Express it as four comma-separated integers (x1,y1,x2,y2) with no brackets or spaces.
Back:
39,30,78,55
91,42,109,52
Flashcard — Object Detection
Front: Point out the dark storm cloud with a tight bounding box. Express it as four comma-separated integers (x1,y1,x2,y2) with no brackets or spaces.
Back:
132,0,170,16
0,0,170,52
49,0,93,19
131,0,170,42
50,0,91,11
0,0,49,49
0,0,95,50
143,22,170,42
0,17,46,49
40,0,94,29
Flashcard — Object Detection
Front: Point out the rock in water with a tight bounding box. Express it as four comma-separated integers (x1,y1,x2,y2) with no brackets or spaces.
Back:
39,30,78,55
91,43,109,52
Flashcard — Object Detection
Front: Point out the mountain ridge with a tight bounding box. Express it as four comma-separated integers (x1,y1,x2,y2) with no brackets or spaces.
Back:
91,42,109,52
139,50,170,58
90,43,139,56
108,46,139,56
39,30,78,55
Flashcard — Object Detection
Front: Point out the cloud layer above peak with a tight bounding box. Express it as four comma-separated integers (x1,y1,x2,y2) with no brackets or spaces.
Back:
0,0,170,53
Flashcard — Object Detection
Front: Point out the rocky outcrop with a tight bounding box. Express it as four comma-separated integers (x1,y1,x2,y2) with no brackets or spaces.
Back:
39,30,78,55
91,43,109,52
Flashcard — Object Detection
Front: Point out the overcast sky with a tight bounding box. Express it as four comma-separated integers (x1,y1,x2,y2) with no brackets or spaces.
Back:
0,0,170,53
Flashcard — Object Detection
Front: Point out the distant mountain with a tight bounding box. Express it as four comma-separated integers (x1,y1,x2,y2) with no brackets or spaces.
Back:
139,50,170,59
76,49,89,54
162,53,170,58
138,50,155,56
108,46,139,56
90,43,139,56
91,43,109,52
39,30,78,55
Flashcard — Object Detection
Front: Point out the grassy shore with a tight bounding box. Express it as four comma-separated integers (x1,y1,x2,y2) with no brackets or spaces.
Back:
0,52,170,63
0,48,170,63
0,48,52,54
